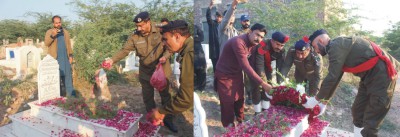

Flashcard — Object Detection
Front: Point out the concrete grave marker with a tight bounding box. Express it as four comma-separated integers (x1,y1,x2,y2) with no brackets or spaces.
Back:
193,93,208,137
123,51,138,72
38,55,60,104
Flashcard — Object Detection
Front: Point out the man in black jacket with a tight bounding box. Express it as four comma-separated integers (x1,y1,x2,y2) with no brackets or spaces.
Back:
194,25,206,92
206,0,222,72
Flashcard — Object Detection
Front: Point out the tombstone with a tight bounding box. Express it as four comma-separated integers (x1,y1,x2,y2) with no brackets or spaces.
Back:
15,45,41,79
123,51,138,72
36,39,39,44
2,39,5,45
93,69,111,101
25,39,33,45
27,51,33,68
193,93,208,137
37,55,60,104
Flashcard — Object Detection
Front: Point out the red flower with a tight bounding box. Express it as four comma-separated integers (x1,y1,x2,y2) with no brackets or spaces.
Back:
307,105,320,123
101,61,111,69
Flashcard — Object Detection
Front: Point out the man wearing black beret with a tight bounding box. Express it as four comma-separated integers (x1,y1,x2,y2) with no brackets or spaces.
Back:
280,36,323,96
102,11,177,132
302,29,400,137
150,20,194,130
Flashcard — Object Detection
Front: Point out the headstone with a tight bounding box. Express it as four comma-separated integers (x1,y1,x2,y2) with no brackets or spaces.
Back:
27,51,33,68
123,51,138,72
193,93,208,137
36,39,39,44
25,39,33,45
15,45,41,78
93,69,111,101
37,55,60,104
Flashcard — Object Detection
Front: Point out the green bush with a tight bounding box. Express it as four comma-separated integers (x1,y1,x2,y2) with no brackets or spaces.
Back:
71,0,193,84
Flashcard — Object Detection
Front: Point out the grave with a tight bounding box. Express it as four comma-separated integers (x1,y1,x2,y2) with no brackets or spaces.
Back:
7,55,148,137
123,51,139,72
193,93,208,137
14,45,41,79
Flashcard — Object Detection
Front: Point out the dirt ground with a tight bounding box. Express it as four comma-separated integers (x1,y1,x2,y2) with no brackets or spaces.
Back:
200,74,400,137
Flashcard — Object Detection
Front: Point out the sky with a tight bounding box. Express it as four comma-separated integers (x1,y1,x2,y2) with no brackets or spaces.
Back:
343,0,400,36
0,0,143,22
0,0,399,37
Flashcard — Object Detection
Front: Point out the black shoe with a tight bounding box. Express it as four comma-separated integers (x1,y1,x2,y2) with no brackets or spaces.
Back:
163,120,178,133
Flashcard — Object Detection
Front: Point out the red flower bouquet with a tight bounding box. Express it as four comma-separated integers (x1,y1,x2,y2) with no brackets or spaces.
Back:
267,85,321,123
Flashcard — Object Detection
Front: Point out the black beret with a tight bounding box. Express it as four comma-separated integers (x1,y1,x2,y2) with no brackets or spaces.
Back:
272,31,289,43
161,20,188,33
216,11,222,17
295,36,311,51
133,11,150,23
309,29,328,43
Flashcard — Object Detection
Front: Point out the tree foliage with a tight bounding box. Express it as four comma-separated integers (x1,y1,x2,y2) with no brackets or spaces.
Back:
70,0,193,83
0,20,32,43
245,0,359,46
0,12,72,44
382,21,400,60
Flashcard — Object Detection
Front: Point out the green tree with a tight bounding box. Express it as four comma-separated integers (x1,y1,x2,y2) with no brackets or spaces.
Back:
0,19,32,44
25,12,73,40
245,0,358,46
70,0,139,83
382,21,400,60
141,0,194,33
0,12,72,44
70,0,193,83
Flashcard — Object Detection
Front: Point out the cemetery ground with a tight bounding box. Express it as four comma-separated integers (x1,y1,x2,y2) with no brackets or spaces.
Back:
198,72,400,137
0,66,194,137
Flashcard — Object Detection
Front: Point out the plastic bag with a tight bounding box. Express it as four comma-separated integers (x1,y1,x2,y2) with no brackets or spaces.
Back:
150,63,167,92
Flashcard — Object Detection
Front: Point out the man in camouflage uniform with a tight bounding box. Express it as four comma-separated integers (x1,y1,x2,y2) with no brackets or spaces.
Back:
249,31,289,113
303,29,400,137
103,12,177,132
281,37,323,96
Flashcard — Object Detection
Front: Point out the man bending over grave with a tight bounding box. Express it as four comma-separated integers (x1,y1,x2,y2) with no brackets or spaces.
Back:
150,20,194,128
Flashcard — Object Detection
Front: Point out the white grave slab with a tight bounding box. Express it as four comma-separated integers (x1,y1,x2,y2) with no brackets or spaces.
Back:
193,93,208,137
37,55,60,104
